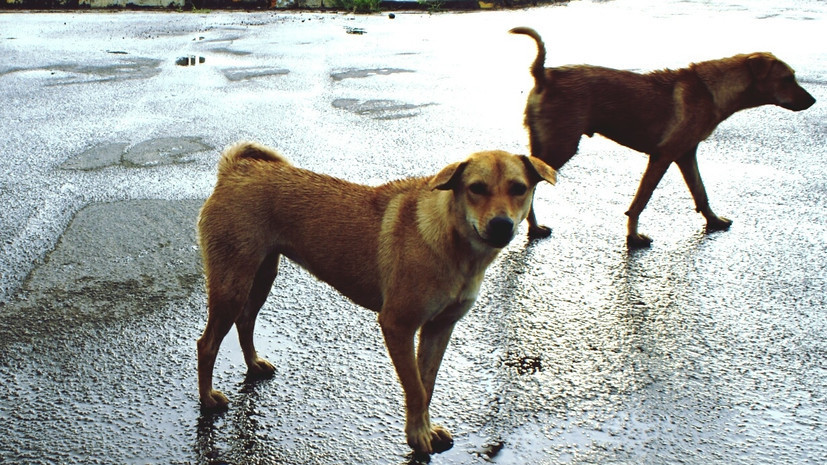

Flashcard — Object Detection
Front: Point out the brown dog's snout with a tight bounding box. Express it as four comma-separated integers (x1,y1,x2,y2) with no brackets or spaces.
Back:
788,89,816,111
485,216,515,248
776,79,816,111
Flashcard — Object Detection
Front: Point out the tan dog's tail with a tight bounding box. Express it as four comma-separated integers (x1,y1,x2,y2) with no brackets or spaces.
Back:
217,141,289,176
510,27,547,92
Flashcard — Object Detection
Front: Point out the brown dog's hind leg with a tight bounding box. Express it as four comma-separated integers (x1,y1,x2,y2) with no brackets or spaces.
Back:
525,131,552,238
674,148,732,232
525,128,580,239
626,156,672,248
527,198,552,239
236,252,280,379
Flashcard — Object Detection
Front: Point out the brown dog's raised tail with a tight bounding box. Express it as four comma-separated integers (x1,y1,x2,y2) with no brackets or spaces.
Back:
510,27,547,91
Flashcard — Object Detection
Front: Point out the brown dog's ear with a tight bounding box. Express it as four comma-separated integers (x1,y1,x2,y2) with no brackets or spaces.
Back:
430,161,468,190
747,53,776,80
520,155,557,185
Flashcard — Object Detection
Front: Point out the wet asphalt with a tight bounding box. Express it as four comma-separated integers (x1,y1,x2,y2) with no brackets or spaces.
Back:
0,1,825,464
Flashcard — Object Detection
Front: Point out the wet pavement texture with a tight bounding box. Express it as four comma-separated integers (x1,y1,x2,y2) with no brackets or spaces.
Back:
0,1,825,464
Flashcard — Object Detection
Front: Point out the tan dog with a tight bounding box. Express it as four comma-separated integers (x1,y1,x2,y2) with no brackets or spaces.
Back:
196,142,556,454
510,27,816,247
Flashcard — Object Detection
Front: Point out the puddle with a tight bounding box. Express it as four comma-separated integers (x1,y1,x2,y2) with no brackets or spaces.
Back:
176,56,206,66
41,57,163,85
60,142,129,171
330,67,414,82
332,98,434,120
209,47,252,56
123,137,213,167
62,137,212,170
221,66,290,82
345,27,366,35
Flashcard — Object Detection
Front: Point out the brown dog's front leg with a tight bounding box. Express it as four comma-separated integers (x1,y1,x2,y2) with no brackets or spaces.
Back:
379,312,438,454
626,156,672,247
674,148,732,232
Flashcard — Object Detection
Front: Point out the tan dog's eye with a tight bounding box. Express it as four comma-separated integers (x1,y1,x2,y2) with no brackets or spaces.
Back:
509,182,528,196
469,182,489,196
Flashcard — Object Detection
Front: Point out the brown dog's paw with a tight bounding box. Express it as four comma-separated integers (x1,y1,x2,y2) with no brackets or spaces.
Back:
200,389,230,412
705,216,732,232
246,357,276,378
626,233,653,248
527,224,552,239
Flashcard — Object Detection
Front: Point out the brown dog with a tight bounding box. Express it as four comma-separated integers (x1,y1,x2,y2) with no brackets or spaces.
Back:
196,142,556,454
510,27,816,247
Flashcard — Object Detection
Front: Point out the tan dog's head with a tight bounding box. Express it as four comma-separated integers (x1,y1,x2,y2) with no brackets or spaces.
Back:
429,150,556,249
747,52,816,111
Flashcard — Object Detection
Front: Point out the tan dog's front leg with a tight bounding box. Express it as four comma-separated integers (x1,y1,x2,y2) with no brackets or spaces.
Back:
379,313,444,454
674,148,732,232
415,320,460,452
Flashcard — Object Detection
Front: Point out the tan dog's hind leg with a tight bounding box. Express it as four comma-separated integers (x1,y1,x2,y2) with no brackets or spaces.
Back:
236,252,280,378
197,293,245,409
626,156,672,247
674,148,732,232
198,258,268,410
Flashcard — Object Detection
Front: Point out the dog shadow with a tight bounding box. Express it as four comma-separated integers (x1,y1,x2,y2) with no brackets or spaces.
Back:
610,230,708,342
194,366,438,464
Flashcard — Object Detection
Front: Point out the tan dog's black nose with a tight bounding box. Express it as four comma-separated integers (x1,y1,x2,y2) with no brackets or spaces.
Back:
485,217,515,248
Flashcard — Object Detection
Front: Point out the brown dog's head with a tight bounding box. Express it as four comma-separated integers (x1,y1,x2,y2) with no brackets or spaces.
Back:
747,52,816,111
430,150,556,249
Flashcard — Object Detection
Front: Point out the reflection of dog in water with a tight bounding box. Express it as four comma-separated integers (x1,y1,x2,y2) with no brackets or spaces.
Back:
195,142,556,454
511,27,816,247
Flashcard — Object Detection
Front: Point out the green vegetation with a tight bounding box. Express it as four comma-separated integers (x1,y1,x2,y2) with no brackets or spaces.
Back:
334,0,381,13
417,0,444,13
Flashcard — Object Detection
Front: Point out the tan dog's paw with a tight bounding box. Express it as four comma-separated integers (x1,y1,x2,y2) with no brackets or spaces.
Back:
705,216,732,232
407,423,454,455
429,425,454,453
247,357,276,378
200,389,229,411
627,233,653,248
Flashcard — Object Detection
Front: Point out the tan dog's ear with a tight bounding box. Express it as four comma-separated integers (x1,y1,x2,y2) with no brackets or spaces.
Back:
747,53,775,80
430,161,467,190
520,155,557,185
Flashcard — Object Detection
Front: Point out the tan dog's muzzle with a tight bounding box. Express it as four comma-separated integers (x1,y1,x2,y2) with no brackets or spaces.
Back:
480,216,516,248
